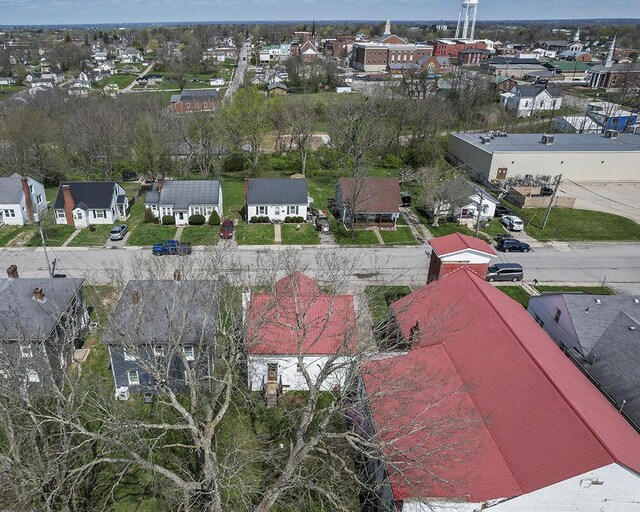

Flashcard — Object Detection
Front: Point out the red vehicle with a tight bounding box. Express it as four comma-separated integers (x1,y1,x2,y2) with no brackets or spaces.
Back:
220,219,235,239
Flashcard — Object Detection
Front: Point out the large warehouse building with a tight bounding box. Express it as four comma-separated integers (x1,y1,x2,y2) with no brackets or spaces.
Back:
448,132,640,183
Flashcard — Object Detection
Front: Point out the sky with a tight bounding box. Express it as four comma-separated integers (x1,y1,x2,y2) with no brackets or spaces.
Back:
0,0,638,26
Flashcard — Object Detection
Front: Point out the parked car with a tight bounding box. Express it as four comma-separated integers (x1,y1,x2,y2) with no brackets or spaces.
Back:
315,212,329,232
152,240,192,256
501,215,525,231
109,224,128,241
495,204,514,217
220,219,234,239
486,263,524,282
121,171,139,181
497,238,531,253
400,191,412,207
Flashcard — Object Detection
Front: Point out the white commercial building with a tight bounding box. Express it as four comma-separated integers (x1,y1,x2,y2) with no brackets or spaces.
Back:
449,132,640,183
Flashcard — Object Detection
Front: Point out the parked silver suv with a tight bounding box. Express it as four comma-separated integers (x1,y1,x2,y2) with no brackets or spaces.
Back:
486,263,523,282
110,224,128,241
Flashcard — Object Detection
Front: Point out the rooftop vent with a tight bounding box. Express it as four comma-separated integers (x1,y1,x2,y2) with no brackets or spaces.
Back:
634,298,639,304
595,298,602,304
541,134,555,145
631,326,637,331
32,287,45,303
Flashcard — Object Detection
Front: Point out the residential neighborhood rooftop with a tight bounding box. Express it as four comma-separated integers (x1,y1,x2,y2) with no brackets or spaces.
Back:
246,178,308,206
53,181,120,210
145,180,221,209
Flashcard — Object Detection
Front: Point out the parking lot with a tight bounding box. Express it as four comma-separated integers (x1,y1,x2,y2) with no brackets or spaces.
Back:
557,181,640,224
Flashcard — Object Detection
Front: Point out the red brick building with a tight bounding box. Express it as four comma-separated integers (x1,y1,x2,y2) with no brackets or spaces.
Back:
170,89,219,114
427,232,495,283
351,42,433,72
429,39,488,58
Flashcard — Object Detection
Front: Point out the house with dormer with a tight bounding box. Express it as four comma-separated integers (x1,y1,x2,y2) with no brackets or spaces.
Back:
53,182,128,227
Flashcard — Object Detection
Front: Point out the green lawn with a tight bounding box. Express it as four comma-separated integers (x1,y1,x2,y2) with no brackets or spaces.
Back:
99,74,137,89
127,223,177,246
68,225,113,247
523,208,640,241
535,285,616,295
235,223,274,245
365,285,412,330
330,220,380,245
281,223,319,245
497,285,531,308
424,220,470,238
222,179,245,219
25,224,75,247
379,227,418,246
180,225,220,246
0,225,33,246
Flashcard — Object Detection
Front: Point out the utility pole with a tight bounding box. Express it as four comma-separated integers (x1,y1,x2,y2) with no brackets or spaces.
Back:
474,188,485,237
36,214,54,277
541,174,562,230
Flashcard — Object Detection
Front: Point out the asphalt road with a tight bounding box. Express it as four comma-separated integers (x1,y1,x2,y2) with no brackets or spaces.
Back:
2,243,639,291
224,43,250,103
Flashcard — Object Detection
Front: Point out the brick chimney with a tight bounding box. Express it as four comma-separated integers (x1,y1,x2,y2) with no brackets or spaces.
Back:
62,185,75,226
157,176,164,193
21,177,35,223
6,264,18,278
132,290,140,304
32,287,45,302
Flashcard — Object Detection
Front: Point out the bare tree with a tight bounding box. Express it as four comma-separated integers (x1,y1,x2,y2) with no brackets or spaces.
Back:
414,170,471,227
286,100,317,175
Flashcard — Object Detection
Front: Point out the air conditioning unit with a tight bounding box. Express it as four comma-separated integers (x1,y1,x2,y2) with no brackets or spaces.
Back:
116,386,130,401
605,129,619,139
541,134,555,145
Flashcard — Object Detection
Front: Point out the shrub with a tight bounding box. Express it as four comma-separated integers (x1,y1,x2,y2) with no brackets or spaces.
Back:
222,152,249,174
162,215,176,225
284,216,292,223
208,210,221,226
258,216,270,223
250,216,258,223
144,208,158,224
188,214,206,226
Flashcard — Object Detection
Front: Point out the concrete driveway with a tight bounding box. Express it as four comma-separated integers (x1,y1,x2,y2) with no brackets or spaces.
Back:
557,181,640,224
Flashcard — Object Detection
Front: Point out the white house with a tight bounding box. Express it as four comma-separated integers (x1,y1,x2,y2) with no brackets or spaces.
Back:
144,178,222,226
245,273,356,397
500,84,563,117
245,178,309,223
97,61,116,75
209,78,225,87
460,182,499,219
119,47,143,64
0,77,18,85
0,174,47,226
53,182,128,227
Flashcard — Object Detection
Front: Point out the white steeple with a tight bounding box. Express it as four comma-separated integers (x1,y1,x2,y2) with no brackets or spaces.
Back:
384,20,391,36
605,35,616,68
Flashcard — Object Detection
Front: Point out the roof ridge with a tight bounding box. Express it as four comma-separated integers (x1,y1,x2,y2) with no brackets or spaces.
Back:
464,269,623,466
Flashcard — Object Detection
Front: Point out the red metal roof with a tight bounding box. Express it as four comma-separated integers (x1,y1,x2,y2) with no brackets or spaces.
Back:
337,177,401,214
363,268,640,503
247,273,357,355
429,232,496,257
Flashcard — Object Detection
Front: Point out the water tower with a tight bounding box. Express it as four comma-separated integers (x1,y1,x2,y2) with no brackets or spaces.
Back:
455,0,479,40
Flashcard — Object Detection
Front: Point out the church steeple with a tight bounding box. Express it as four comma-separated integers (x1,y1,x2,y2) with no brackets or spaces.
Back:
384,20,391,36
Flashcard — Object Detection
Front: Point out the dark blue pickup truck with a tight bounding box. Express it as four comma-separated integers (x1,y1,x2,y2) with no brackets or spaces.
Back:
152,240,192,256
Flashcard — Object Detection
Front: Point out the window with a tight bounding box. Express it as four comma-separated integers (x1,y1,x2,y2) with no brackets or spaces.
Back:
94,210,105,218
56,210,66,218
123,349,136,361
128,370,140,385
192,206,202,215
554,308,562,323
257,206,267,215
20,344,33,358
27,369,40,383
154,345,165,357
186,103,191,108
29,184,33,193
3,209,15,218
183,344,195,361
36,194,43,204
287,205,298,215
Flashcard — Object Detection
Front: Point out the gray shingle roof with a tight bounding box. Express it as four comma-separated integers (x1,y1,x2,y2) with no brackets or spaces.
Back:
0,175,25,204
53,182,119,210
145,180,220,210
516,84,563,98
0,278,84,341
101,280,219,345
451,132,640,153
247,178,308,206
173,89,219,102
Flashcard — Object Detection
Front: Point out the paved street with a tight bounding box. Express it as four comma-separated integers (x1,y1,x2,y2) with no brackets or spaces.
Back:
224,42,250,103
2,242,639,292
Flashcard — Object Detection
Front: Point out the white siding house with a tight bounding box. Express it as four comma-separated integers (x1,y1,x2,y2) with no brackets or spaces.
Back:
246,178,309,223
144,179,223,226
0,174,46,226
53,182,128,227
500,84,563,117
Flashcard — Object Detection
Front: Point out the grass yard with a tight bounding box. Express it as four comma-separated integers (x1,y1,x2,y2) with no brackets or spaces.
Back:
180,225,220,246
424,220,471,238
379,227,417,246
365,285,412,330
222,178,245,219
25,224,75,247
330,220,380,245
127,223,177,246
281,223,319,245
68,225,113,247
100,74,137,89
0,225,33,246
523,208,640,241
235,223,274,245
535,285,616,295
497,285,531,308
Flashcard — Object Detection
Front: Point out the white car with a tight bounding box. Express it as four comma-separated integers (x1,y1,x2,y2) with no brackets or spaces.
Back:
501,215,524,232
